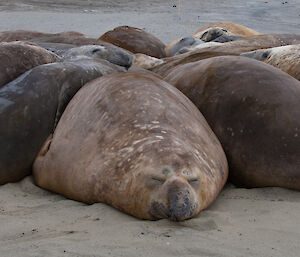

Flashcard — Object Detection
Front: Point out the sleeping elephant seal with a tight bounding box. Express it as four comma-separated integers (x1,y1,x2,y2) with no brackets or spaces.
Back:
0,30,87,42
165,56,300,190
0,42,61,88
30,35,113,48
176,42,222,55
151,34,300,77
0,58,124,185
194,27,234,42
99,26,166,58
212,35,243,43
132,53,163,70
241,44,300,81
193,22,261,39
33,72,228,221
61,45,134,69
165,37,204,57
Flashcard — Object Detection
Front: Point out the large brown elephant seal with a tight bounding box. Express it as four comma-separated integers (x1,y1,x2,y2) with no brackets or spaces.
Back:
241,44,300,81
0,58,124,185
0,42,61,88
193,22,261,39
33,72,228,221
99,26,166,58
165,56,300,190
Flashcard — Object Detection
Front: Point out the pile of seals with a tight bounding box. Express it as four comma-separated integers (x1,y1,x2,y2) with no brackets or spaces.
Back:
0,22,299,221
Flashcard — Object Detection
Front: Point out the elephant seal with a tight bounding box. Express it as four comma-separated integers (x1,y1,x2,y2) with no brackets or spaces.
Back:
241,44,300,81
0,42,61,88
132,53,164,70
61,45,134,69
165,37,204,57
176,42,222,55
193,22,261,38
0,30,87,42
33,72,228,221
165,56,300,190
33,42,76,55
212,35,243,43
0,58,124,185
194,27,234,42
99,26,166,58
151,34,300,77
31,35,113,48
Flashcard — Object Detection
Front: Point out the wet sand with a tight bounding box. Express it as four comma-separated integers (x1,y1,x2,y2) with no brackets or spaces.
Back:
0,1,300,257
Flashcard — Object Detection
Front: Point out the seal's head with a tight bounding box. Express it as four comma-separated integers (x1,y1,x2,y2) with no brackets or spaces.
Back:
113,143,222,221
147,170,201,221
62,45,133,69
194,27,231,42
241,49,272,61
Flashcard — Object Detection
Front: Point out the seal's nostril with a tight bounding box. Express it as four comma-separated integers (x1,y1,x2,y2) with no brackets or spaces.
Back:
92,48,101,53
162,168,171,175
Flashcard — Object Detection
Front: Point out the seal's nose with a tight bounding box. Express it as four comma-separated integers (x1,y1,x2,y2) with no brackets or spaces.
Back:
166,179,197,221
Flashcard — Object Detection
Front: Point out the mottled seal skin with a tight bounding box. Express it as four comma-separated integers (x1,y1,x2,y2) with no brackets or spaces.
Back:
0,58,124,185
165,37,204,57
132,53,163,70
151,45,237,77
176,42,222,55
194,22,261,38
194,27,233,42
33,72,228,221
61,45,134,69
241,44,300,81
0,30,87,42
31,35,113,48
0,42,61,88
33,42,76,55
165,56,300,190
99,26,166,58
151,34,300,77
212,35,243,43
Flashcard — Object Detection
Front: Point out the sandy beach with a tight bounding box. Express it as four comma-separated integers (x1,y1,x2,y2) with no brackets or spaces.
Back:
0,1,300,257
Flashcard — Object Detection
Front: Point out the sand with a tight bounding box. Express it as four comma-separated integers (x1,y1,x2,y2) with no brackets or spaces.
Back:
0,1,300,257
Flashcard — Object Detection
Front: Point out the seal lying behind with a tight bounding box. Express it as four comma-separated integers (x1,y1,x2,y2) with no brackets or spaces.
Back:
33,72,228,221
151,34,300,77
0,58,124,185
193,22,261,39
165,37,204,57
99,26,166,58
132,53,163,70
61,45,134,69
241,44,300,81
165,56,300,190
0,42,61,88
0,30,87,42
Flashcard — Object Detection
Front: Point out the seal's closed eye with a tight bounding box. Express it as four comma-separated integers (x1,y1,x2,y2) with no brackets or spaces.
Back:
188,179,199,185
262,52,269,59
152,177,166,184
